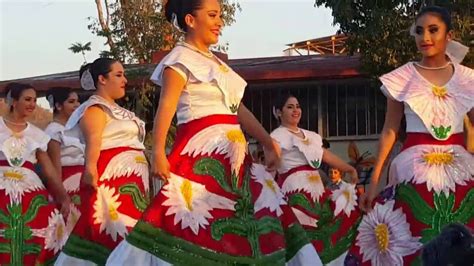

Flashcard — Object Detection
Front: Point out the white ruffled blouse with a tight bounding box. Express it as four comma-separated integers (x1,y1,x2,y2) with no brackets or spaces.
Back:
45,122,85,166
380,62,474,140
150,45,247,125
271,127,324,174
0,118,50,166
65,95,145,151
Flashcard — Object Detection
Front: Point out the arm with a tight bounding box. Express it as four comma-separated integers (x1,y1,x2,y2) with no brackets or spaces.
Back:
466,110,474,153
238,104,280,170
151,68,186,179
360,98,404,211
47,140,62,178
468,108,474,125
321,149,358,183
37,150,70,216
80,106,106,187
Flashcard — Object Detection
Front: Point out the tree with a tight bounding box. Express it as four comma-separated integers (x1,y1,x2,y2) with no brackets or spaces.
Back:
68,41,92,63
314,0,473,78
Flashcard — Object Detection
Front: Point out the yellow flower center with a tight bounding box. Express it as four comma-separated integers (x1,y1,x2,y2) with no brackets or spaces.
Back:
219,65,229,73
3,170,23,181
135,156,147,165
374,223,390,252
423,152,454,165
56,224,64,240
265,179,277,193
226,129,246,144
432,86,448,97
307,174,321,184
108,204,119,221
343,190,352,202
180,179,194,211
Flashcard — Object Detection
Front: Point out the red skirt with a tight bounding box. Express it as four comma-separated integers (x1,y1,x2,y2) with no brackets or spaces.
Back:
0,160,62,266
125,115,310,265
60,147,149,265
277,165,362,264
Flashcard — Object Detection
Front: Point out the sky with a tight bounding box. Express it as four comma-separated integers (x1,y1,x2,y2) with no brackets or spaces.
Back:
1,0,338,82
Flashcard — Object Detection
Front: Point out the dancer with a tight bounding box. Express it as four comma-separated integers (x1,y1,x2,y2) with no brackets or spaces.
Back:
271,93,361,265
55,58,150,265
352,6,474,265
107,0,321,265
44,88,83,238
0,83,70,265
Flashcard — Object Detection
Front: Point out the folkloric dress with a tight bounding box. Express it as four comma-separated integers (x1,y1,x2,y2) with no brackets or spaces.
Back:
55,95,150,265
272,127,362,265
348,62,474,265
45,122,85,230
107,45,321,265
0,119,69,265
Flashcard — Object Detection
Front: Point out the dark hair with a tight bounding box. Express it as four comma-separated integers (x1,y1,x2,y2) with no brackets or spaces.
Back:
416,6,452,31
322,139,330,149
79,58,118,88
46,87,74,114
422,223,474,266
4,82,36,112
164,0,203,32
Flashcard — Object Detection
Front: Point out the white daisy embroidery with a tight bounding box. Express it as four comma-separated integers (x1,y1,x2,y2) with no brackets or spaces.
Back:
291,207,318,228
356,201,422,266
63,172,82,193
180,124,247,176
251,164,286,216
100,150,150,192
162,173,236,235
44,209,68,253
0,166,45,204
66,203,81,234
93,185,137,241
331,182,358,217
391,145,474,195
281,170,324,202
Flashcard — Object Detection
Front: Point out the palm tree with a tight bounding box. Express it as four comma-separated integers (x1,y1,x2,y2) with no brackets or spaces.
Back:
68,42,92,63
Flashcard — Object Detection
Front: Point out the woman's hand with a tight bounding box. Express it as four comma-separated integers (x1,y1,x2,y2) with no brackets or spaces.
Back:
83,165,99,188
152,151,170,181
359,187,377,213
58,196,72,219
263,139,281,171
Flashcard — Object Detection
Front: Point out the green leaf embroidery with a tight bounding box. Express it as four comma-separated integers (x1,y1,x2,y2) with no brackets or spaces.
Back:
119,183,150,212
193,158,233,193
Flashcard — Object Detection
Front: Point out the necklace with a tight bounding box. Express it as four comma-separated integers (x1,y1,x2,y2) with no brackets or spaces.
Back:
179,42,214,58
414,61,452,70
282,126,301,134
3,117,27,126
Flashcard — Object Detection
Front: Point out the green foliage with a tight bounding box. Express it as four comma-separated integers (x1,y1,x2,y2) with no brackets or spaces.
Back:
314,0,473,77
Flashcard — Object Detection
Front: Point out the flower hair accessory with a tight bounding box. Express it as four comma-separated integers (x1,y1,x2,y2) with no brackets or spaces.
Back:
409,22,469,63
171,13,185,33
80,69,97,91
6,90,13,105
47,94,55,109
272,106,280,120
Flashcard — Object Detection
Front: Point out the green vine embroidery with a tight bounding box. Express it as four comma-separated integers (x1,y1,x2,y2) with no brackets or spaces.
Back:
119,183,150,212
431,125,451,139
194,158,283,258
0,195,48,265
288,192,360,263
396,183,474,244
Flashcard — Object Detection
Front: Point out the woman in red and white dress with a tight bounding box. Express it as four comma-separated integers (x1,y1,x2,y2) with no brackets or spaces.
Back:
55,58,149,265
107,0,321,265
44,88,83,248
0,83,70,265
352,6,474,265
271,94,361,265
